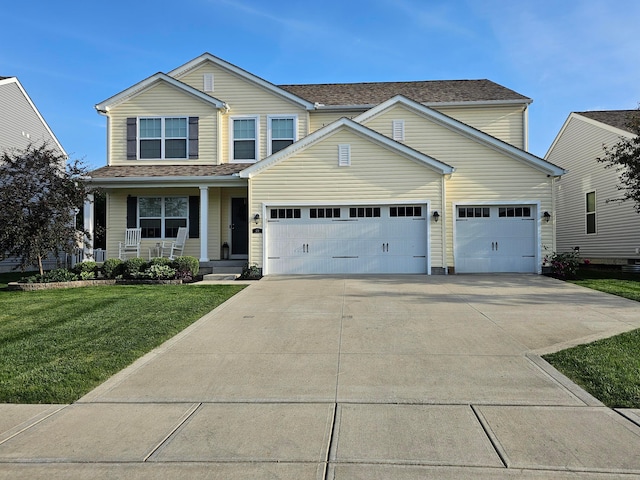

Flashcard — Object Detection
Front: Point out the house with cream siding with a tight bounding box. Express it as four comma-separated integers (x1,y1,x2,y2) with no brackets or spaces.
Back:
546,110,640,265
0,76,67,272
88,52,564,275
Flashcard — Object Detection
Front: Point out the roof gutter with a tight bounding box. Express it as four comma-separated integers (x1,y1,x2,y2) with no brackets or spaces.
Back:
88,174,248,189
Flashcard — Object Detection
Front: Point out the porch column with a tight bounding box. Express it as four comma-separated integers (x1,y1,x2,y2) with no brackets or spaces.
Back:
83,194,94,261
199,186,209,261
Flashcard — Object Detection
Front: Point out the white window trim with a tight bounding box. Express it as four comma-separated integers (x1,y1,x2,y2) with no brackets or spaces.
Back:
586,190,597,235
138,116,188,160
267,115,298,156
230,115,260,163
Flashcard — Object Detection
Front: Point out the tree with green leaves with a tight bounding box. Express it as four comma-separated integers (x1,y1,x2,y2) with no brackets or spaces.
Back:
597,111,640,212
0,143,93,274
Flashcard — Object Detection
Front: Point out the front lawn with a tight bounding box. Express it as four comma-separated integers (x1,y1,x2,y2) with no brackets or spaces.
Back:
543,268,640,408
0,274,245,403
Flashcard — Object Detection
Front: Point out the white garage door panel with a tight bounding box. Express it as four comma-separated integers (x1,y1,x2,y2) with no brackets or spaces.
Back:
266,206,428,274
455,205,537,274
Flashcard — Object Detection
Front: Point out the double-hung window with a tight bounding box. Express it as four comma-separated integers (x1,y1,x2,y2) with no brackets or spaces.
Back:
139,196,188,238
139,117,188,159
586,191,596,234
231,116,258,162
268,116,296,155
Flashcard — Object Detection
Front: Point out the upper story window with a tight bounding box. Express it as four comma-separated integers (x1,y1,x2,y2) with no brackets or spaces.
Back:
231,116,259,162
127,117,198,160
268,116,296,155
139,117,187,159
586,191,596,234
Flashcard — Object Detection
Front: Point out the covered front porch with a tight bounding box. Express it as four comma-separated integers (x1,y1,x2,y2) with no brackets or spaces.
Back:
85,164,251,267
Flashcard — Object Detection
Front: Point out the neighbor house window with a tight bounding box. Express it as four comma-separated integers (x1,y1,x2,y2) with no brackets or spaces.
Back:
231,116,258,162
268,116,296,155
586,191,596,234
139,196,188,238
139,117,188,159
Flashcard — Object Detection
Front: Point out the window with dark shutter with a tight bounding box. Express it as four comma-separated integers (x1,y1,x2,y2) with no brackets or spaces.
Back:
126,118,137,159
188,117,199,159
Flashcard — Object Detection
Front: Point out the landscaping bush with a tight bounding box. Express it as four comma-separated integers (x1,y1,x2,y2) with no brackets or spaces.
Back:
239,262,262,280
172,256,199,280
135,264,177,280
122,257,149,279
543,250,581,279
72,261,98,279
102,258,124,279
23,268,79,283
149,257,173,267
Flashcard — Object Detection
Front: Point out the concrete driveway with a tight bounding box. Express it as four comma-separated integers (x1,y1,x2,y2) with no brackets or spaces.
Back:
1,275,640,479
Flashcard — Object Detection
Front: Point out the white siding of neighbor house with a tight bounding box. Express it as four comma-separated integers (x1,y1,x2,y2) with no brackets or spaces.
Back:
360,104,553,269
108,82,218,166
105,188,224,260
547,115,640,262
434,104,526,149
173,63,309,163
248,128,444,270
0,80,63,154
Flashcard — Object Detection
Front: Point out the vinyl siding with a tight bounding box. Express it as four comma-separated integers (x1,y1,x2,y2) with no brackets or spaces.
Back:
362,104,552,268
248,128,444,269
0,81,61,154
106,188,225,260
433,104,525,149
108,82,218,165
548,116,640,262
174,64,309,163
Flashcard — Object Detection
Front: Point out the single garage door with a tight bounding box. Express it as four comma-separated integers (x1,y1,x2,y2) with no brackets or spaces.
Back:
455,205,537,273
266,205,428,274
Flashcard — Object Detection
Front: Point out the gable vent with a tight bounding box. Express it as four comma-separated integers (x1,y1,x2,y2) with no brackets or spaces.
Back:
338,144,351,167
203,73,214,92
392,120,405,141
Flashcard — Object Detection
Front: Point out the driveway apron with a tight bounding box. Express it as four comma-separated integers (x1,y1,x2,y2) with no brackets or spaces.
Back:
1,274,640,479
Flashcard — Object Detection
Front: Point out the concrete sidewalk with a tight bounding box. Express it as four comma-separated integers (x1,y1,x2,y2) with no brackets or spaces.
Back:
1,275,640,479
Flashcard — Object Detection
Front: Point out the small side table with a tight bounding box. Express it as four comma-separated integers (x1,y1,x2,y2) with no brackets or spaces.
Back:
149,242,162,260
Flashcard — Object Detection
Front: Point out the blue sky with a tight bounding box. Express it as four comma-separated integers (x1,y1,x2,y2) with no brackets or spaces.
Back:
2,0,639,168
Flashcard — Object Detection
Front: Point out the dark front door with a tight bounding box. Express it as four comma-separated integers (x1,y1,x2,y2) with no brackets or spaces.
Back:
231,197,248,256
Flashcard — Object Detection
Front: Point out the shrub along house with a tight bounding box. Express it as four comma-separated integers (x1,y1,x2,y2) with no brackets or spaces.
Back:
87,53,564,275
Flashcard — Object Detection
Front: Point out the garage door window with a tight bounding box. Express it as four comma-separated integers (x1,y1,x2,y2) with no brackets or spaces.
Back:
458,207,490,218
390,206,422,217
350,207,381,218
270,208,301,219
310,208,341,218
499,207,531,217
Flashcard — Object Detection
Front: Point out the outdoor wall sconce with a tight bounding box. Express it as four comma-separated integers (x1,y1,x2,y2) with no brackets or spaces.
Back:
432,211,440,222
543,211,551,222
253,213,260,224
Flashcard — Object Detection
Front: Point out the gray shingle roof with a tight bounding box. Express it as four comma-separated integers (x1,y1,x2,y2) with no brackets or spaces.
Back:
576,110,639,133
89,164,248,178
278,79,530,106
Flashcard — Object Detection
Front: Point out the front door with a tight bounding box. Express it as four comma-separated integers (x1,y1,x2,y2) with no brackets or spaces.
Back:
231,197,248,257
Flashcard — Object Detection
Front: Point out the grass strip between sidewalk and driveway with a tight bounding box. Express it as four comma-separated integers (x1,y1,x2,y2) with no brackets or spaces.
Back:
543,268,640,409
0,273,245,403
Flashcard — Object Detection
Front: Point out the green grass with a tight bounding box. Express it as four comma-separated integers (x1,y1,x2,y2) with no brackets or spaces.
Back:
543,268,640,408
0,273,245,403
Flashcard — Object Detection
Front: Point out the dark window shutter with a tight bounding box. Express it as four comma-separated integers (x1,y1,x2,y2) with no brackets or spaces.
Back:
126,118,137,159
126,196,137,228
189,196,200,238
188,117,199,159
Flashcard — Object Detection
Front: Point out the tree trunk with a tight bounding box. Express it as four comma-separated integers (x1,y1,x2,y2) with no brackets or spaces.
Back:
38,255,44,276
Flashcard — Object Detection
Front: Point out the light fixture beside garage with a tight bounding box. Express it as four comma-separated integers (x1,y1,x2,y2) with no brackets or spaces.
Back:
253,213,260,224
543,211,551,222
432,211,440,222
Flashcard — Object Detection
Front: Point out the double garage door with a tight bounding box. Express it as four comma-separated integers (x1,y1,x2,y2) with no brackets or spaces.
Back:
266,204,428,274
455,205,537,273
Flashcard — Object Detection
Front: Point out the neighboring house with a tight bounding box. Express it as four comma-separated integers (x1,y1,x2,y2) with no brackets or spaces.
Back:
88,52,564,275
0,76,67,272
546,110,640,265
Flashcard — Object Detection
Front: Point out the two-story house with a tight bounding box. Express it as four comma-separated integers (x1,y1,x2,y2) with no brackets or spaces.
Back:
88,52,564,275
546,110,640,266
0,76,67,272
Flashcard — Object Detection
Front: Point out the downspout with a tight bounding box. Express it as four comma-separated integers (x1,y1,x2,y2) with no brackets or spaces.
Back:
523,104,529,152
